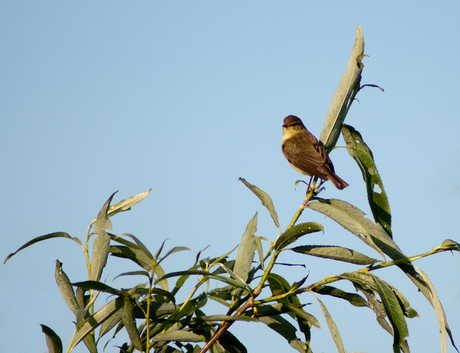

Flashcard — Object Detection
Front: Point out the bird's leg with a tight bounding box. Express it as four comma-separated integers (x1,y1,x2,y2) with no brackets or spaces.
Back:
305,176,314,196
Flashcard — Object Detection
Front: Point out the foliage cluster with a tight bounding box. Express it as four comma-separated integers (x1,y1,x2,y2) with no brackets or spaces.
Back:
4,26,459,353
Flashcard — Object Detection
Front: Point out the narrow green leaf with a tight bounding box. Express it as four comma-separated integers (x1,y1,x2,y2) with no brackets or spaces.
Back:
4,232,79,264
157,270,245,289
159,246,193,264
109,245,153,270
239,178,282,232
254,235,265,270
199,315,258,323
292,245,379,265
373,275,409,352
256,304,311,352
345,274,392,334
54,260,79,315
121,291,143,351
40,325,63,353
274,222,324,252
217,263,249,288
233,213,257,283
90,192,116,281
320,24,365,151
68,296,124,351
314,285,367,307
72,281,121,296
153,331,206,342
217,330,248,353
258,314,298,345
267,273,315,344
107,189,151,218
342,124,392,236
316,296,345,353
416,266,458,353
116,232,154,262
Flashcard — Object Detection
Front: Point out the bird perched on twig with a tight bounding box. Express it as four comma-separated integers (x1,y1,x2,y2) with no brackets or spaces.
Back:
281,115,348,190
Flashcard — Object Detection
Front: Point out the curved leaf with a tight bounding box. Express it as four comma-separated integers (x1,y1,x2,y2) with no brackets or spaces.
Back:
372,275,408,352
342,124,391,236
275,222,324,252
4,232,79,264
40,325,63,353
416,267,458,353
55,261,79,315
107,189,151,218
239,178,282,232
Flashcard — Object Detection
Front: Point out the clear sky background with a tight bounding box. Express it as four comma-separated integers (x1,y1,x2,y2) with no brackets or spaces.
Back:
1,2,460,353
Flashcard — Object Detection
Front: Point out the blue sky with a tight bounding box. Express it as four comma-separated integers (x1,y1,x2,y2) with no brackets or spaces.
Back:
1,2,460,353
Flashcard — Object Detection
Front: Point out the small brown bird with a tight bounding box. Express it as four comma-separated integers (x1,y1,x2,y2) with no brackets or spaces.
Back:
282,115,348,190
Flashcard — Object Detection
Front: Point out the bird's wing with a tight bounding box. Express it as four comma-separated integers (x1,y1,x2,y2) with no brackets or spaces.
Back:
282,132,329,168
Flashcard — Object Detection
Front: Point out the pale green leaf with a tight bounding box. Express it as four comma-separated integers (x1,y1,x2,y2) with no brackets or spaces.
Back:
316,296,345,353
416,267,458,353
90,192,116,281
106,189,151,218
153,331,206,342
292,245,379,265
233,213,257,283
320,25,365,151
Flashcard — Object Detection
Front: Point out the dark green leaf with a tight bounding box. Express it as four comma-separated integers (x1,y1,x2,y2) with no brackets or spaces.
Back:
121,291,143,351
258,313,310,353
314,285,367,307
41,325,63,353
292,245,379,265
373,275,408,352
217,330,248,353
239,178,282,232
4,232,79,264
72,281,121,295
342,124,392,236
275,222,324,251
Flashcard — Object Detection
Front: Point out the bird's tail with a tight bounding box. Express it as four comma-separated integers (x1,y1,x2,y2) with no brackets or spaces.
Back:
328,172,349,190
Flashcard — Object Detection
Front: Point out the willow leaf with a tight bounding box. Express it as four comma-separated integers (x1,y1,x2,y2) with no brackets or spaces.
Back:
342,124,391,236
239,178,282,232
320,25,365,151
